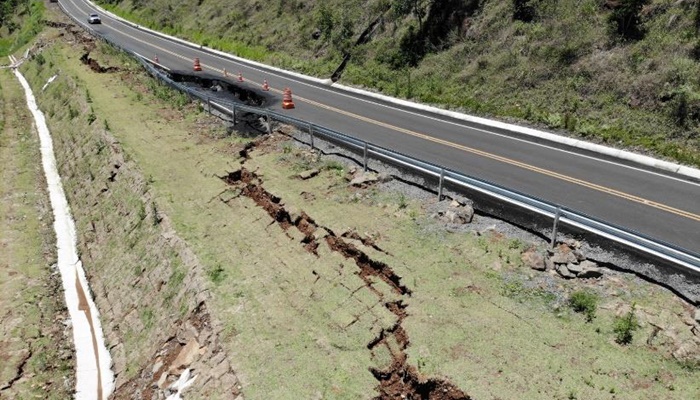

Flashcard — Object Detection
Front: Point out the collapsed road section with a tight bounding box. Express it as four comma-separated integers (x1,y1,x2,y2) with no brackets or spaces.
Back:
219,151,470,399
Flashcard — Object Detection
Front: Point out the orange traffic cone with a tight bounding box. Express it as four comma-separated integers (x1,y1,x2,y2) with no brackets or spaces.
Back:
282,87,295,109
193,57,202,72
262,79,270,91
154,54,159,63
237,72,244,82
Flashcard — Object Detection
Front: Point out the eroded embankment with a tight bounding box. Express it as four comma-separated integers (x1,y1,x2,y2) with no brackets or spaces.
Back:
12,67,114,399
20,24,243,397
220,141,469,399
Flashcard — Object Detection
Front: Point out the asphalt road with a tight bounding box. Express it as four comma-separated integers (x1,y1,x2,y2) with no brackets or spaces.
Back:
59,0,700,254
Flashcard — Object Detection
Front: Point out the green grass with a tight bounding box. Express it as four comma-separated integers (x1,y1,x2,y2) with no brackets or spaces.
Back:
569,290,599,322
16,18,700,398
19,41,201,383
613,305,640,345
0,1,45,56
0,68,72,399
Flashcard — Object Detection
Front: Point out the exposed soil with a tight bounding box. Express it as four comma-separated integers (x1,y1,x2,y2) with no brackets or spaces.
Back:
169,72,266,107
80,52,120,73
218,139,470,399
112,302,241,399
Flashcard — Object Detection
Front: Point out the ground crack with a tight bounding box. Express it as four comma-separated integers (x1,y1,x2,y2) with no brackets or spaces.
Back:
0,348,32,392
219,165,469,399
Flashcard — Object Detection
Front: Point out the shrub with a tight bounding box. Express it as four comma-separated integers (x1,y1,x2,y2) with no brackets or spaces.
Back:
607,0,650,41
613,305,639,345
87,108,96,125
207,264,226,284
512,0,536,22
569,290,598,322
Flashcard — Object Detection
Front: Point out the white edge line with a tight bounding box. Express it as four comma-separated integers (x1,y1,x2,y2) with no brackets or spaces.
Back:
79,0,700,182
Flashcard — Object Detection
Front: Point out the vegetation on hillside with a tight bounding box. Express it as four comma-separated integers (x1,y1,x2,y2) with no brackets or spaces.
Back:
0,0,44,56
97,0,700,167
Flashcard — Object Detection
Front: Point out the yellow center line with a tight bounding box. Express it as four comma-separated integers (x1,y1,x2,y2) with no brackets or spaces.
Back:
102,14,700,223
292,94,700,222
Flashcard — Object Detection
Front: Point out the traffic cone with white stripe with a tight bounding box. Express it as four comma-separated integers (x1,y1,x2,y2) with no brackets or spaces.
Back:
262,79,270,91
282,87,295,109
193,57,202,72
237,72,244,82
154,54,159,63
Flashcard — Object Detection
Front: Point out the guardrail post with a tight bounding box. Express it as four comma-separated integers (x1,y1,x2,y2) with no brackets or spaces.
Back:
308,124,315,149
363,142,369,171
266,111,272,134
231,104,236,125
206,97,211,114
438,168,445,201
550,207,561,249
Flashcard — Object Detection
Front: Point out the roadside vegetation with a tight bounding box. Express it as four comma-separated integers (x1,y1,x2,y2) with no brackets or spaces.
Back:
0,2,73,397
95,0,700,167
9,7,700,398
0,68,73,399
0,0,44,56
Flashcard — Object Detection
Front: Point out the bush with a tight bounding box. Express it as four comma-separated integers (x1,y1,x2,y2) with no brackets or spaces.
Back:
613,305,639,345
512,0,536,22
607,0,650,41
207,264,226,284
569,290,598,322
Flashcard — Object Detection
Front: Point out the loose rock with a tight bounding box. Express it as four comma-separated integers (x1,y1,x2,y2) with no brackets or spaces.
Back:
298,169,320,180
556,264,576,279
350,171,378,186
521,249,546,271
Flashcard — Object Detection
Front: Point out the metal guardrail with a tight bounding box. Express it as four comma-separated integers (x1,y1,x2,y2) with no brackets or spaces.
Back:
55,1,700,274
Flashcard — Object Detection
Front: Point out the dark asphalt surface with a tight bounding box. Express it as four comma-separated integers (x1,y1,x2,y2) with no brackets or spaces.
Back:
59,0,700,254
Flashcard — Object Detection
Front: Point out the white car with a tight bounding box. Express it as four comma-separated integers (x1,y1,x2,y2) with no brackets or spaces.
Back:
88,13,101,24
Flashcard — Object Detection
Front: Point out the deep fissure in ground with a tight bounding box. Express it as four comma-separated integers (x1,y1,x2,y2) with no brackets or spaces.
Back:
219,142,470,399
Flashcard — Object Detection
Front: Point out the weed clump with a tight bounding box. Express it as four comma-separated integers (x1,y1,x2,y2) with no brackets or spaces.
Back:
568,290,598,322
613,305,640,345
207,264,226,284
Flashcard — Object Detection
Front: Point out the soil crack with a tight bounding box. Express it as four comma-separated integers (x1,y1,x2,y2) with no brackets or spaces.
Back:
0,349,32,392
219,164,469,399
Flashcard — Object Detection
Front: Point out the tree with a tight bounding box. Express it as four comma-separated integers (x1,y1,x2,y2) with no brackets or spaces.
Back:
391,0,431,30
695,0,700,35
607,0,650,41
512,0,536,22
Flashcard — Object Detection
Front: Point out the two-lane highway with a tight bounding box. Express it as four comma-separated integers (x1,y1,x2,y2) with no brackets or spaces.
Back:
58,0,700,253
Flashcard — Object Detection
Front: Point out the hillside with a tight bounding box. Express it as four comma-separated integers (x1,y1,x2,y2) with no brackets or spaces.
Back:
1,2,699,398
96,0,700,167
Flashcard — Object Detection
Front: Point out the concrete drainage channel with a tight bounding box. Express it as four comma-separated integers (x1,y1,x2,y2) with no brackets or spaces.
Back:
11,59,115,399
218,142,470,399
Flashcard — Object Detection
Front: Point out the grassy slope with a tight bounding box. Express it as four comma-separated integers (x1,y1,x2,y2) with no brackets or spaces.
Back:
0,0,45,56
15,9,699,399
0,68,73,398
29,37,699,398
19,37,202,386
98,0,700,167
245,145,700,399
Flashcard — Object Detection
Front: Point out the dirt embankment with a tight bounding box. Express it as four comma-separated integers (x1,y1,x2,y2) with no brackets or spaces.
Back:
220,138,469,399
46,74,240,398
22,21,243,398
0,67,74,399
